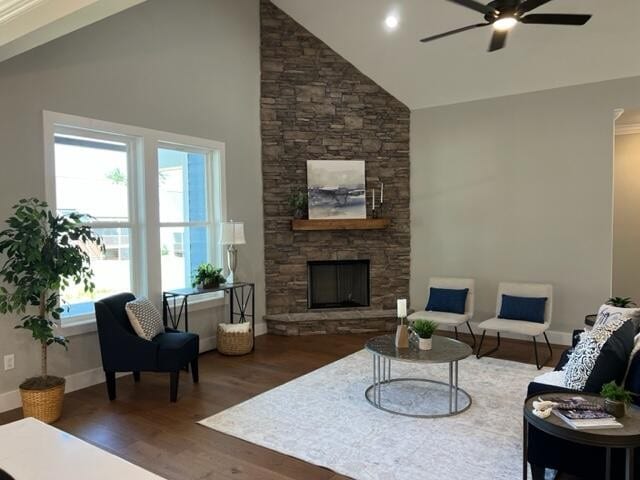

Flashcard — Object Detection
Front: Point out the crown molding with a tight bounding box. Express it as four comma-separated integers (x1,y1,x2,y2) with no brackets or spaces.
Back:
616,123,640,136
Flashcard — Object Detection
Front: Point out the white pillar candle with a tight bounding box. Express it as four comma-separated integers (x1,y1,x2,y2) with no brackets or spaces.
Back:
380,182,384,204
372,188,376,209
397,298,407,318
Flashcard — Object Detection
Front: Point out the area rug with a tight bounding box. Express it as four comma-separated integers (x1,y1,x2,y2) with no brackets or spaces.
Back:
199,350,550,480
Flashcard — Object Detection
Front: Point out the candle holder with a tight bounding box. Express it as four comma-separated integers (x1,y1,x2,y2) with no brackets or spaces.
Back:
372,208,379,219
395,317,409,348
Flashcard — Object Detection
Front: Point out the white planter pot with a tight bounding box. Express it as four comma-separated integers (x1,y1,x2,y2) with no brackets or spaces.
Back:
418,337,432,351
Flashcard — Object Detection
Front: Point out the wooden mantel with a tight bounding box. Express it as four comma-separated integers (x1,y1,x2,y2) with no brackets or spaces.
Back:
291,218,391,231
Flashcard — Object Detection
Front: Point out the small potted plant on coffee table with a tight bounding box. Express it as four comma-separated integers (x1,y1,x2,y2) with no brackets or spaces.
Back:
411,319,438,351
600,380,634,418
193,263,226,290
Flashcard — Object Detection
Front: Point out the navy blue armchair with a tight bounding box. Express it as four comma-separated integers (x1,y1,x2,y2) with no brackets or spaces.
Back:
94,293,199,402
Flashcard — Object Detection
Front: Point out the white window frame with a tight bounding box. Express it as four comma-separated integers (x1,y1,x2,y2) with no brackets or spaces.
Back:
43,111,227,335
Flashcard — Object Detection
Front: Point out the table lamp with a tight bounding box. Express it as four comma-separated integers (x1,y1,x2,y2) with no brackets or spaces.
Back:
220,221,246,283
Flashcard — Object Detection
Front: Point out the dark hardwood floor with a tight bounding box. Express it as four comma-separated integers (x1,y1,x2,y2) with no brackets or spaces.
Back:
0,332,566,479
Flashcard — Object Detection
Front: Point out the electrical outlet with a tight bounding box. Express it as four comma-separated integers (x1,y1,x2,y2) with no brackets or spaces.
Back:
4,354,14,371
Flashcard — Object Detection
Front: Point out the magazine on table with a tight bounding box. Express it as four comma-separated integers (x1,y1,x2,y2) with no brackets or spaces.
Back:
543,396,623,430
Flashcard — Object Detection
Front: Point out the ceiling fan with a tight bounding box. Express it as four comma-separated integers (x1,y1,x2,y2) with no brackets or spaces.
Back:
420,0,592,52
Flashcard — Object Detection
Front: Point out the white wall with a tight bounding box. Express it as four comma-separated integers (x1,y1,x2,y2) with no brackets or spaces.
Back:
613,131,640,302
411,76,640,338
0,0,263,402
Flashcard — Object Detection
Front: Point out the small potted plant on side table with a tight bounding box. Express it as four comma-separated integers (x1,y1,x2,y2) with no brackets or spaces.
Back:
193,263,226,290
600,380,634,418
411,319,438,351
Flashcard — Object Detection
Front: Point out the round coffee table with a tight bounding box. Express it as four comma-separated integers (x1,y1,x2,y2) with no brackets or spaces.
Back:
364,334,472,418
523,393,640,480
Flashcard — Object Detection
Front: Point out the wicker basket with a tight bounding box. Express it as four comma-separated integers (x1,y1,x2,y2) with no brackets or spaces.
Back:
20,380,65,424
217,324,253,356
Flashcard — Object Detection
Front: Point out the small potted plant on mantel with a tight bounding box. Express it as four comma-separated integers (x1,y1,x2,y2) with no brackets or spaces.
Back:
288,188,308,220
193,263,226,290
600,380,634,418
411,319,438,351
0,198,102,423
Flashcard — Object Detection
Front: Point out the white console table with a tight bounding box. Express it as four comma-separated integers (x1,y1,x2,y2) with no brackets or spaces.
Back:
0,417,164,479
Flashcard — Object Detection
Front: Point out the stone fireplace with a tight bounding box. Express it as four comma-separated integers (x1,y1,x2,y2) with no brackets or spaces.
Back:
261,0,410,335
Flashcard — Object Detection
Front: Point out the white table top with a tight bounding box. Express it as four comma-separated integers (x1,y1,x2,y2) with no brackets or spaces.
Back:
0,417,164,480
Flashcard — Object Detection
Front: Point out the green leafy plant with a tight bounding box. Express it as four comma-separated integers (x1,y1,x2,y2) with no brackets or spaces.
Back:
600,381,634,404
412,319,438,339
607,297,636,308
192,263,226,289
0,198,103,389
288,188,308,219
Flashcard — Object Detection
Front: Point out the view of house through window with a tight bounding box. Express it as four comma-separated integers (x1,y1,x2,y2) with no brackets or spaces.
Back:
54,134,133,316
158,147,213,291
48,116,224,321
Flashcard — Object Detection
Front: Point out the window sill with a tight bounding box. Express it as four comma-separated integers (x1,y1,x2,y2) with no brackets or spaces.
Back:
58,293,226,337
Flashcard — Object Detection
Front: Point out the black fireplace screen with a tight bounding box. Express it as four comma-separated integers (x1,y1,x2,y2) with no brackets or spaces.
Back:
307,260,370,309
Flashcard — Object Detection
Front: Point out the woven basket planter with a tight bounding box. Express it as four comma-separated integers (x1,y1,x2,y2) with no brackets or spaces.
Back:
217,324,253,356
20,379,65,424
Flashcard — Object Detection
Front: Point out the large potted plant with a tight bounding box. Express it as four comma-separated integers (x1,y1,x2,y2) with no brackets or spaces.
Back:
0,198,102,423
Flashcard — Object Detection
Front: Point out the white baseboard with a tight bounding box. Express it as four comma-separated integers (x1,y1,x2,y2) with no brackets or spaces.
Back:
438,321,573,346
255,321,267,336
0,369,130,414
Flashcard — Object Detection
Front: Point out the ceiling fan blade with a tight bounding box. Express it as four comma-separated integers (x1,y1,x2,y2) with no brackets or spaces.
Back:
420,23,490,43
518,0,554,14
520,13,592,25
447,0,498,15
488,30,508,52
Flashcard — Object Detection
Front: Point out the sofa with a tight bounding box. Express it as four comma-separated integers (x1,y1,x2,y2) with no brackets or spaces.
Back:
526,325,640,479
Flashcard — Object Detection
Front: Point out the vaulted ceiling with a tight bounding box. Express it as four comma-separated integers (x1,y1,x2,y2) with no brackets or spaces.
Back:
0,0,145,63
272,0,640,109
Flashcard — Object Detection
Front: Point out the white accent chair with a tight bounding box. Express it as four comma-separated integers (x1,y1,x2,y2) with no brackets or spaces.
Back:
476,282,553,370
408,277,476,348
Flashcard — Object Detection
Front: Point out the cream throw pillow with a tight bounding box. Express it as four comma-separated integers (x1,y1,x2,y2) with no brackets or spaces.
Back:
125,298,165,340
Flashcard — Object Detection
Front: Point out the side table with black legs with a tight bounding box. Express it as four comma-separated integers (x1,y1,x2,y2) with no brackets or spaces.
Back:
523,393,640,480
162,282,256,351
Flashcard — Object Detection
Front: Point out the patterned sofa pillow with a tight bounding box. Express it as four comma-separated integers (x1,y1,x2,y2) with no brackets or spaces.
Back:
564,317,638,392
593,304,640,328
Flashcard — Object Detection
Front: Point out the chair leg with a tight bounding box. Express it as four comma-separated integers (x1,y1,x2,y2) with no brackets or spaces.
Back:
190,357,199,383
454,326,459,339
133,371,141,383
476,331,500,359
466,321,477,349
170,370,180,402
105,371,116,401
533,333,553,370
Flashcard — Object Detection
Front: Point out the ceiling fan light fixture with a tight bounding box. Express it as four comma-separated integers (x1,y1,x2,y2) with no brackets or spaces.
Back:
493,16,518,31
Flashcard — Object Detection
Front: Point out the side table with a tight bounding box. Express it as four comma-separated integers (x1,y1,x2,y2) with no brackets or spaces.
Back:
163,282,256,351
523,393,640,480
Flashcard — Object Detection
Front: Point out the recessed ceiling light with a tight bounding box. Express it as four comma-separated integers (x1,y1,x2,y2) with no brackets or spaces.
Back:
385,14,399,30
493,16,518,32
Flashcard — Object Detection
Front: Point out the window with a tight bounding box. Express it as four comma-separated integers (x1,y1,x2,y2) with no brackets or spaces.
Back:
158,146,219,291
52,132,135,316
44,112,225,323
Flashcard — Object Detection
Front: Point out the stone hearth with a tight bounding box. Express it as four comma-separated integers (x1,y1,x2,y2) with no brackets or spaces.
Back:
265,310,398,336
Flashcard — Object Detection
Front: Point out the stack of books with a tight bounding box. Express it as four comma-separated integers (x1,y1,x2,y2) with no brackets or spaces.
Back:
547,396,623,430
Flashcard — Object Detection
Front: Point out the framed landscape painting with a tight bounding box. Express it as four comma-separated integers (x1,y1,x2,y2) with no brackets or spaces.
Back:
307,160,366,219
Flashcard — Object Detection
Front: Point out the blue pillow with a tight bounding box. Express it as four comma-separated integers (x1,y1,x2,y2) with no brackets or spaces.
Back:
426,287,469,315
499,294,547,323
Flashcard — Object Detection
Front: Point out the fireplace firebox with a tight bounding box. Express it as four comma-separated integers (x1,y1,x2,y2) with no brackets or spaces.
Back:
307,260,370,309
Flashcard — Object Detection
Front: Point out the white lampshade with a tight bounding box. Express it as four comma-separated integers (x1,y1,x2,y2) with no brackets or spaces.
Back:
220,221,246,245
